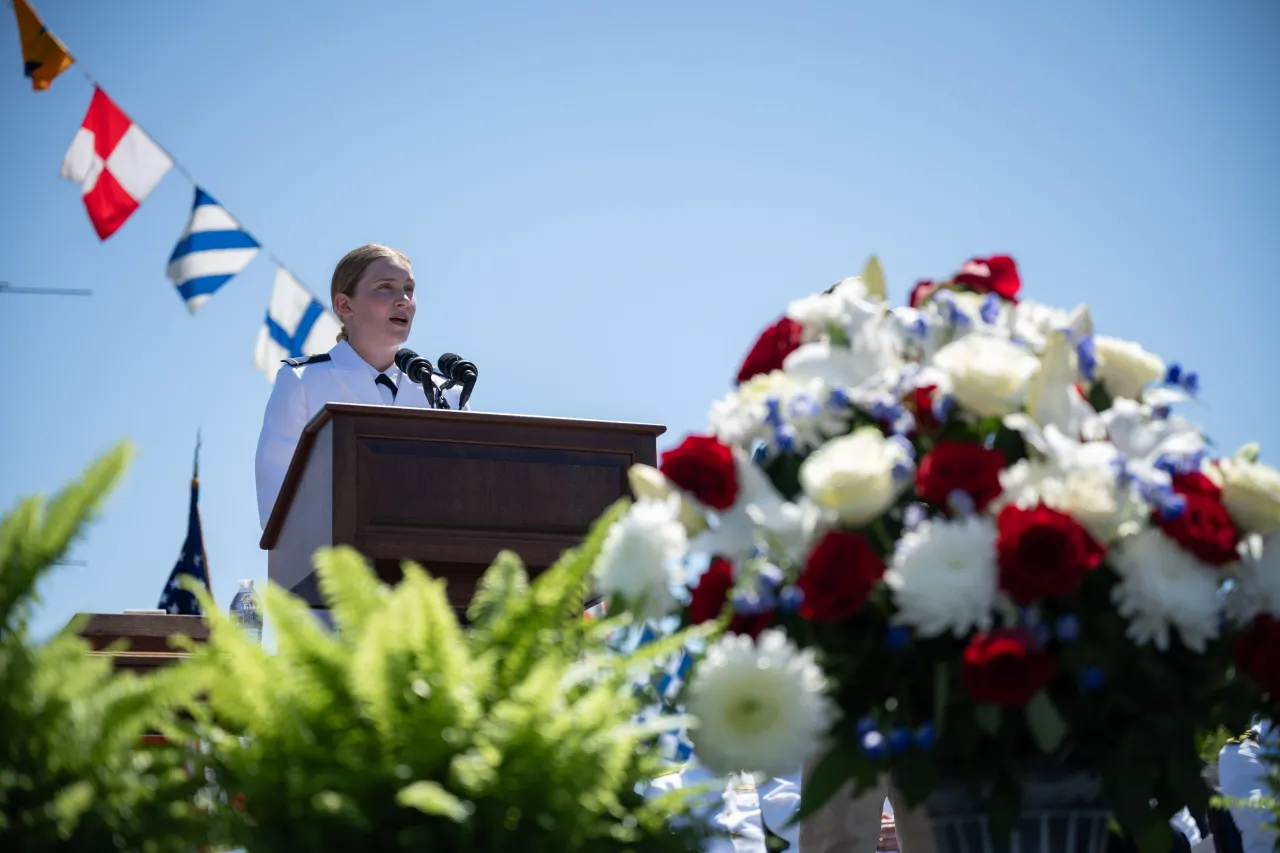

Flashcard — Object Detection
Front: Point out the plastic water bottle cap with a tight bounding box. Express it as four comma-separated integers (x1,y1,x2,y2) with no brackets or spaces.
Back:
238,579,254,587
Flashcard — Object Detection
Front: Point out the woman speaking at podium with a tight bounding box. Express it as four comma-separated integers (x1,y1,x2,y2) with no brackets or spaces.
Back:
254,243,469,529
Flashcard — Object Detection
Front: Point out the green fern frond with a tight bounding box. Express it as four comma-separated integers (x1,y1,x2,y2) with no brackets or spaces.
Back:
314,544,390,637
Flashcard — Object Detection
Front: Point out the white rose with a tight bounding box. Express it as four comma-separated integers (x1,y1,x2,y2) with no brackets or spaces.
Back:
931,334,1040,418
1216,453,1280,536
1093,336,1165,400
798,427,910,526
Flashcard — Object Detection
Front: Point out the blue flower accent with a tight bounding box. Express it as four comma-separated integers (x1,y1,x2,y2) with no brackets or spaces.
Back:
931,394,955,423
889,434,917,461
1182,371,1199,395
764,397,784,426
791,393,821,418
1151,404,1171,420
947,490,975,517
980,293,1001,324
779,586,805,613
893,411,918,437
1166,364,1183,385
774,424,797,453
903,503,927,531
1054,614,1080,642
1157,492,1187,522
1075,336,1098,382
888,727,913,754
1079,666,1105,693
872,398,904,425
885,624,912,651
911,316,930,338
828,386,851,409
892,460,914,483
855,716,877,737
915,722,935,750
859,730,888,759
757,563,785,590
732,587,777,615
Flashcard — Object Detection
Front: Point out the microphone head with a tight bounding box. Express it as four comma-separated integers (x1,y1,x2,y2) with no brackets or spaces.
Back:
437,352,477,381
394,347,432,382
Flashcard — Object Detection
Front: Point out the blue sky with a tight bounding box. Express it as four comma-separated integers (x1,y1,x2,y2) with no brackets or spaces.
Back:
3,0,1278,639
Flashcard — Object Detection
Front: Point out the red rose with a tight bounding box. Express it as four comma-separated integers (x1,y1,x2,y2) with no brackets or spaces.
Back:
736,317,803,384
1236,614,1280,701
660,434,739,510
996,503,1105,604
916,440,1005,512
796,530,885,623
961,628,1060,707
1157,472,1240,567
953,254,1021,302
688,557,772,638
908,280,936,308
907,384,942,432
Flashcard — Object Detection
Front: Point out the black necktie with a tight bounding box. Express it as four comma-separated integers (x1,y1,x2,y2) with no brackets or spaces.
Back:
375,373,398,401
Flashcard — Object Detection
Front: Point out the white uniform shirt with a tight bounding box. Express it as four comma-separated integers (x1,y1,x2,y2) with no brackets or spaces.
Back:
255,340,469,528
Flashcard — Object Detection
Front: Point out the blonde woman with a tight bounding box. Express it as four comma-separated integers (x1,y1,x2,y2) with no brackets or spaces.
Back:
254,244,468,528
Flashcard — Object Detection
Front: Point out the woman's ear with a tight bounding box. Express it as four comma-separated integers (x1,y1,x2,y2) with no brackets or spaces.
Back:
334,293,354,319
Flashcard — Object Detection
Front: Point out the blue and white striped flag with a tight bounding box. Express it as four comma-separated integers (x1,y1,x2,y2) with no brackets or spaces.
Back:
166,188,260,312
253,267,342,382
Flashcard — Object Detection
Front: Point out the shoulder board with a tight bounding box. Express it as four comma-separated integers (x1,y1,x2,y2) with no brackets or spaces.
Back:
1226,730,1258,745
281,353,332,368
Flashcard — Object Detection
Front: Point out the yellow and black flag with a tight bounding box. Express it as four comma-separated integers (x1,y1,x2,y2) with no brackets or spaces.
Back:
11,0,74,91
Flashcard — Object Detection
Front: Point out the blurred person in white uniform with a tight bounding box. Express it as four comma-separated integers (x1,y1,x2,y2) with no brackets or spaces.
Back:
255,243,467,528
1217,719,1277,853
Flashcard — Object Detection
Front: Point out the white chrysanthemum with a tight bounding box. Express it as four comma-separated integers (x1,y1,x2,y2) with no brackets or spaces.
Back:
1007,300,1093,354
593,497,687,622
684,629,832,778
1226,534,1280,622
707,371,845,455
786,276,876,341
1110,528,1223,652
885,517,998,638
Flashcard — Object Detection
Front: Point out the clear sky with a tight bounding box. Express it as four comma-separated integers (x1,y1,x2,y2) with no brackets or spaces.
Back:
3,0,1278,639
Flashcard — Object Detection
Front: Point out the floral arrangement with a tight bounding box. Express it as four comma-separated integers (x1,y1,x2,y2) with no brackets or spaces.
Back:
591,254,1279,846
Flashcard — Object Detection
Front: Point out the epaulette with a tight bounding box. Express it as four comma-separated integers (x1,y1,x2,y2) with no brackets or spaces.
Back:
1226,729,1258,745
281,353,332,368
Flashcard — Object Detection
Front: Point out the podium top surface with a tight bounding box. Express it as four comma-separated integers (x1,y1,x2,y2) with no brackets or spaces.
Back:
260,404,666,549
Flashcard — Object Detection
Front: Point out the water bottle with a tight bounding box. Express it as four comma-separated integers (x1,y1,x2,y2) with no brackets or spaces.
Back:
229,579,263,644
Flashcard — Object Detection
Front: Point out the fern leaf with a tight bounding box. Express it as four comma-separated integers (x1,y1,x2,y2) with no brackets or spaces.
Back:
314,546,389,638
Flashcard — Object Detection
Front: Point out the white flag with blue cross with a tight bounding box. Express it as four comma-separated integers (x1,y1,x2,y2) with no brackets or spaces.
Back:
166,187,260,313
252,267,342,382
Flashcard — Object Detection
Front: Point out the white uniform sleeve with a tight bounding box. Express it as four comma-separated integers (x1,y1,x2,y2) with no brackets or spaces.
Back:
1218,734,1277,853
255,365,309,529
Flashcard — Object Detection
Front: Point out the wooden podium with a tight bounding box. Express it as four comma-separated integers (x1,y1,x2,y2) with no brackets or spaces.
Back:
260,404,664,613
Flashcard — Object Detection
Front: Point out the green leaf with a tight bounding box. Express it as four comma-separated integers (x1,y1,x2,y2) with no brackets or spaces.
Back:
1132,817,1174,853
1088,380,1114,412
861,255,887,301
760,812,792,852
932,662,949,740
1233,442,1261,464
987,767,1022,844
396,780,471,822
974,704,1002,735
764,452,805,501
466,550,530,628
990,422,1028,465
790,743,855,824
1025,691,1068,754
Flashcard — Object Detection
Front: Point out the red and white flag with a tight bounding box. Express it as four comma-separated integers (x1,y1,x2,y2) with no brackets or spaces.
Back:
60,87,172,240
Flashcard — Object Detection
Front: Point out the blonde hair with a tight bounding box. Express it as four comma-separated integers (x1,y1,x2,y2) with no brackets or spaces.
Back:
330,244,412,342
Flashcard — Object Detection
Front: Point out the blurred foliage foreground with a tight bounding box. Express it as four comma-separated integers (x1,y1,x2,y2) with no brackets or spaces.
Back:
0,442,715,853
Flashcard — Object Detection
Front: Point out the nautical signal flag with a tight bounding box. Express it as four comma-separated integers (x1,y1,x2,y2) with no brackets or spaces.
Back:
252,267,341,382
11,0,74,91
59,87,172,240
167,188,260,313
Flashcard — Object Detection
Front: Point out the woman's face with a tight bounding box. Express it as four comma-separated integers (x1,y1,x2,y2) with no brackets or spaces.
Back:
335,256,416,349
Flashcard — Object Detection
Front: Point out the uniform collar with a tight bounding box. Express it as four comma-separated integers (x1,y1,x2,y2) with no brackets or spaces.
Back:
330,340,404,384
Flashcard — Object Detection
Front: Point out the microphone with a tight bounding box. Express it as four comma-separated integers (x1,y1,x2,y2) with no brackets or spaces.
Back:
437,352,478,409
394,348,440,407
